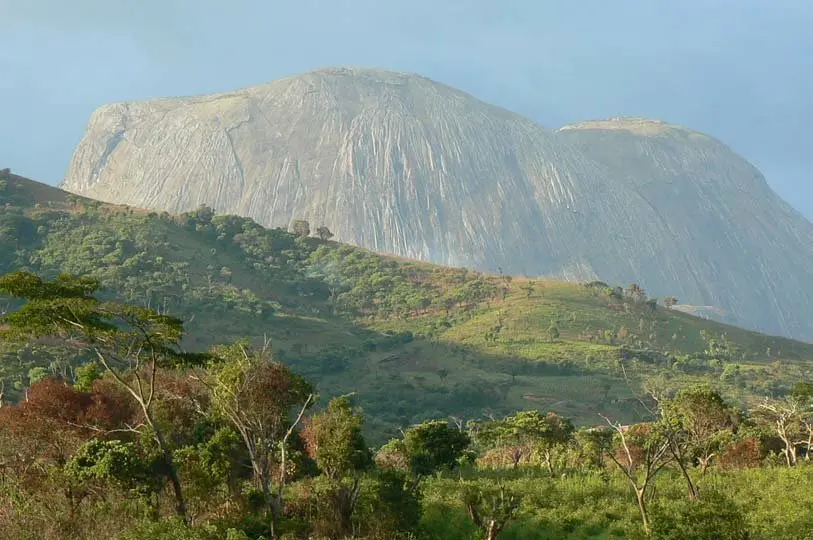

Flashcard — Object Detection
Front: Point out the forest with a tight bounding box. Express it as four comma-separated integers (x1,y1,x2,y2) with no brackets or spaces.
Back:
0,176,812,538
0,274,812,539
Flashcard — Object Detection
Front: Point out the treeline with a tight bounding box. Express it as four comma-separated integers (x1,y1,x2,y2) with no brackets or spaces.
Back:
0,272,812,539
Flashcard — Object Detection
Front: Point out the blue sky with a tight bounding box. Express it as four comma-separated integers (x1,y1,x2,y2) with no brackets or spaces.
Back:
2,0,811,216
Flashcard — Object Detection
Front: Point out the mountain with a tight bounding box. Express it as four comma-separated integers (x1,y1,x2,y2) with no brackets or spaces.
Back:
60,67,813,341
3,173,813,439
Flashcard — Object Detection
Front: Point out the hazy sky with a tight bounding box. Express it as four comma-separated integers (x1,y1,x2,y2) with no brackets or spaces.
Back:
2,0,811,216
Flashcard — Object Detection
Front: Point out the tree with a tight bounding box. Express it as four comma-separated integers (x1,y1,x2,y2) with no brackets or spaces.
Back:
472,411,574,474
201,342,313,533
461,482,522,540
789,382,813,460
757,396,806,467
315,226,334,241
365,469,422,538
601,419,672,536
65,438,163,504
626,283,646,303
402,420,471,480
300,395,372,538
662,386,735,476
535,412,575,476
290,219,311,237
574,427,614,470
547,322,560,342
302,394,371,480
0,271,203,522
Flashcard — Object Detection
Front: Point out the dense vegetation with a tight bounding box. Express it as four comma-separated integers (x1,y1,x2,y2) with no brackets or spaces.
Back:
1,175,811,442
1,174,813,538
0,272,811,539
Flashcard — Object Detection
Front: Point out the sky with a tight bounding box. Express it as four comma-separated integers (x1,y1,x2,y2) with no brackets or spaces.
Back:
1,0,811,217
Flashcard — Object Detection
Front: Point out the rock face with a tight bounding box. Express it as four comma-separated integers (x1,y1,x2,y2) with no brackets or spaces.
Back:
61,67,813,341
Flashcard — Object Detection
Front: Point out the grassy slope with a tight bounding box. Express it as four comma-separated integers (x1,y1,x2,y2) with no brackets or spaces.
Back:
1,174,812,441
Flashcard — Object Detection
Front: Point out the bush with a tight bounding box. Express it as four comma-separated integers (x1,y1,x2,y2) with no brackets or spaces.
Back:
117,518,248,540
649,490,749,540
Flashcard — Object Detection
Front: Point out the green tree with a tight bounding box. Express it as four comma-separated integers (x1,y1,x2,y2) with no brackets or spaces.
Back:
301,395,372,538
27,366,48,386
302,394,371,480
290,219,311,237
662,386,734,476
0,271,204,522
201,342,313,533
73,361,102,392
574,426,614,470
65,438,163,504
547,322,560,342
402,420,471,479
792,382,813,460
315,225,334,241
472,410,574,473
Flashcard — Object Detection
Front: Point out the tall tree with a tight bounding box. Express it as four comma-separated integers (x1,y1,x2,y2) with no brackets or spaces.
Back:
301,395,372,538
0,271,202,522
601,419,672,536
757,396,806,467
662,386,735,476
200,342,313,534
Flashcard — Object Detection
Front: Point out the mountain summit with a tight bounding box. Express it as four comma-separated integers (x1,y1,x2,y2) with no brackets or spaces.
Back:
61,67,813,341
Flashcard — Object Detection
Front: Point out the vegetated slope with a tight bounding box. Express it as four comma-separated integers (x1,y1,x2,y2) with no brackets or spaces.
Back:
59,68,813,342
3,175,812,440
557,118,813,340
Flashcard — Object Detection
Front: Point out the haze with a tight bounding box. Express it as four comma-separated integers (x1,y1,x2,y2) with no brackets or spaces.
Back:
1,0,811,217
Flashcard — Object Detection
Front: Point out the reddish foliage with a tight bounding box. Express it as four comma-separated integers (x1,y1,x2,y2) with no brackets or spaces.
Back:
719,437,765,469
300,418,317,461
0,377,138,476
84,377,141,431
152,369,210,446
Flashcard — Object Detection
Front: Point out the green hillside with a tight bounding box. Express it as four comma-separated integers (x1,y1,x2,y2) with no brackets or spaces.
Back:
1,172,811,440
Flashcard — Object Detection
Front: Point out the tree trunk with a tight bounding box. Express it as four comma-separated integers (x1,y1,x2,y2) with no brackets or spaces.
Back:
486,520,501,540
144,409,188,523
636,488,650,537
544,450,555,477
699,455,713,475
673,453,699,500
780,438,797,467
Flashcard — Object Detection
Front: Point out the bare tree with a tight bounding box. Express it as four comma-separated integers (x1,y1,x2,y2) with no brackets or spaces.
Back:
601,416,672,535
462,482,522,540
758,397,806,467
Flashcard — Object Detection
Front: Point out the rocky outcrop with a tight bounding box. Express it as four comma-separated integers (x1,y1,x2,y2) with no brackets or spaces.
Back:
61,68,813,341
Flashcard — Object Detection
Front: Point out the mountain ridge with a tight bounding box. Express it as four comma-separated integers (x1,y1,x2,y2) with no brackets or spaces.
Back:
59,67,813,341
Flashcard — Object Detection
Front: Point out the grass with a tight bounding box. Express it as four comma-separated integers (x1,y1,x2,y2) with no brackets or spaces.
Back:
1,175,813,442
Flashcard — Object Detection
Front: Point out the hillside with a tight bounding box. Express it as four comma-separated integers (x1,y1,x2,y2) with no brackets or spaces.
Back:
59,67,813,342
2,174,813,441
